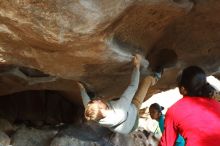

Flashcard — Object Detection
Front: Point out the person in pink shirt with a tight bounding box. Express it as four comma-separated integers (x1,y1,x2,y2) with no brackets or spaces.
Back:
159,66,220,146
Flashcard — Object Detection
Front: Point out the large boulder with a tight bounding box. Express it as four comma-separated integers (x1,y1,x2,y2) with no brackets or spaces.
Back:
0,0,219,121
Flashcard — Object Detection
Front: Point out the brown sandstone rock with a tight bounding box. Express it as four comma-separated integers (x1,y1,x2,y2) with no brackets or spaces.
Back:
0,0,219,105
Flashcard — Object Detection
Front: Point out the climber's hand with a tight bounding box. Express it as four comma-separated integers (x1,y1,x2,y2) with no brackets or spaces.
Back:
77,82,85,90
133,54,142,69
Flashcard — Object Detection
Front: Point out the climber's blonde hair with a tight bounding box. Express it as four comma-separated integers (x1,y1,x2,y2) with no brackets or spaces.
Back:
84,100,105,121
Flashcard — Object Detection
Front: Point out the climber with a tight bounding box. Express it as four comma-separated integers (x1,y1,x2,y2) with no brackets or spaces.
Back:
77,54,162,134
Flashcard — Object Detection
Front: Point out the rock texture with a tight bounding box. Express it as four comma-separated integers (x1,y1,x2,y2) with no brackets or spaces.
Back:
0,90,84,124
0,118,156,146
0,0,220,126
11,126,57,146
0,131,10,146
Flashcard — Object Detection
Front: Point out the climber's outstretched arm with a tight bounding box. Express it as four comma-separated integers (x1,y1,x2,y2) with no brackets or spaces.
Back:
78,82,91,107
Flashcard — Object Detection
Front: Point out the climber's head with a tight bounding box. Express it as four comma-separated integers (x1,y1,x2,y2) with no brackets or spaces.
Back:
84,99,108,121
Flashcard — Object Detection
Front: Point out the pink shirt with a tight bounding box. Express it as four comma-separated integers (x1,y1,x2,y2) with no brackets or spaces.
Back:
160,96,220,146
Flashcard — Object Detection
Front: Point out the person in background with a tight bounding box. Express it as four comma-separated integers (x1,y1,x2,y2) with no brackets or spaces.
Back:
159,66,220,146
149,103,185,146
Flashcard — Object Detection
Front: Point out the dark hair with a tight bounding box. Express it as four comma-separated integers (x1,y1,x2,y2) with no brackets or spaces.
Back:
149,103,164,113
177,66,214,97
